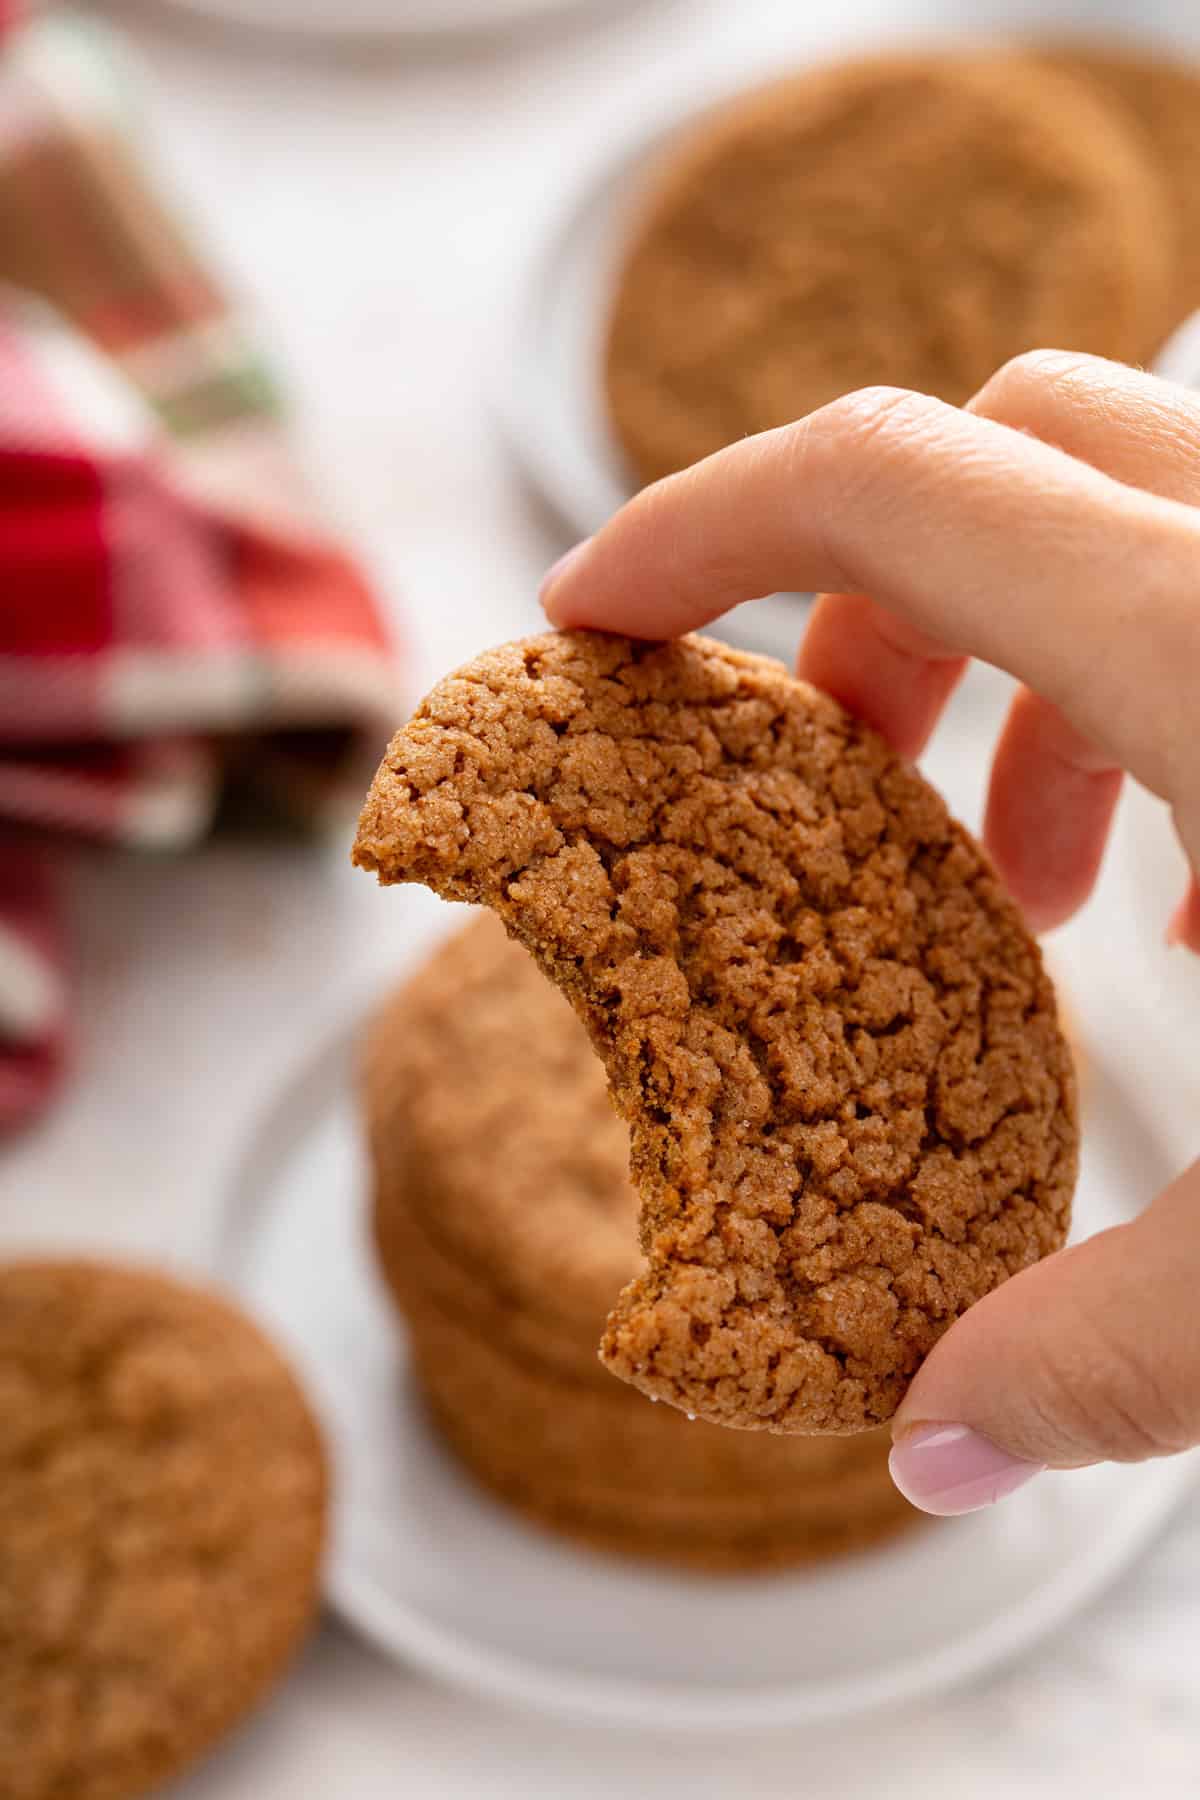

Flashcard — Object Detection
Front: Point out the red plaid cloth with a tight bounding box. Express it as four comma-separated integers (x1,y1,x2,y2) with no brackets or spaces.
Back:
0,11,401,1127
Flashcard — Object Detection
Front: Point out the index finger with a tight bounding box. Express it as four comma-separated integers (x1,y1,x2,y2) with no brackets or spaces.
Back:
541,387,1198,805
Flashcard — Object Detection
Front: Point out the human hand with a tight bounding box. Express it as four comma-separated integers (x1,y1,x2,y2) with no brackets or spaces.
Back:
541,350,1200,1515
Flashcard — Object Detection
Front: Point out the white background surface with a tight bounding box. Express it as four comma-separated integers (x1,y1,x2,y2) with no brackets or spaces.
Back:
4,0,1200,1792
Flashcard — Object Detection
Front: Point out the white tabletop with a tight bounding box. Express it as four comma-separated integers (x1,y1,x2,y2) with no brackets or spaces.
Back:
5,0,1200,1791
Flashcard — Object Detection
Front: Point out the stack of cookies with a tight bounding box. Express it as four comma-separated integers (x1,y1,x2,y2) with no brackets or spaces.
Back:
364,914,917,1571
605,46,1200,487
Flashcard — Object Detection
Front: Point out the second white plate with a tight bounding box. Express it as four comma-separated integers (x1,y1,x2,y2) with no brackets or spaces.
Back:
498,97,812,658
499,91,1200,663
146,0,641,46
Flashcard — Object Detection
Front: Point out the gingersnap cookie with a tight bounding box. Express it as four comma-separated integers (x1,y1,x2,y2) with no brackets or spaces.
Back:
354,632,1078,1435
367,914,919,1565
605,51,1170,485
376,1151,628,1390
380,1084,918,1570
407,1289,907,1526
363,913,637,1387
431,1413,911,1570
425,1386,913,1571
1034,44,1200,350
382,1140,896,1506
0,1260,327,1800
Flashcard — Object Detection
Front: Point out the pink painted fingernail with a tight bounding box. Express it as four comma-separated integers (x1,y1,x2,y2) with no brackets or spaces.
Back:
539,541,589,622
888,1423,1044,1516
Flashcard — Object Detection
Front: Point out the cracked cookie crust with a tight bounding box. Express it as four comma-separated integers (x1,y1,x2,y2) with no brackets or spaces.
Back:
353,631,1078,1433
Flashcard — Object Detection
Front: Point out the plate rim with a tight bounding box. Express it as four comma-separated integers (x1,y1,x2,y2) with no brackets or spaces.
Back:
495,105,679,541
139,0,643,46
327,1450,1197,1729
219,1011,1200,1730
492,85,828,657
495,86,1200,574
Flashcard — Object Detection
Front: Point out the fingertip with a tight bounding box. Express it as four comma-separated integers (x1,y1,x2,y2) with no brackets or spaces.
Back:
984,689,1122,934
979,843,1088,936
983,789,1118,935
539,540,592,627
797,593,966,760
1165,876,1200,952
535,470,731,639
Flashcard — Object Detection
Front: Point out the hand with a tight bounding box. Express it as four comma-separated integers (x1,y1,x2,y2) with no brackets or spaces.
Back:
541,350,1200,1515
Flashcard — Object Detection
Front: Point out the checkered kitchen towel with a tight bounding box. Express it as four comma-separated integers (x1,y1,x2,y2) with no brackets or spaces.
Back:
0,7,401,1127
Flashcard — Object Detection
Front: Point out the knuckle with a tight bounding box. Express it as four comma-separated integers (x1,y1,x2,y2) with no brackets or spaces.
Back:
974,347,1098,417
810,384,943,456
791,386,951,585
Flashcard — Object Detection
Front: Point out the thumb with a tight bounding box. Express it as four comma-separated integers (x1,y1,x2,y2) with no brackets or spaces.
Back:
888,1158,1200,1515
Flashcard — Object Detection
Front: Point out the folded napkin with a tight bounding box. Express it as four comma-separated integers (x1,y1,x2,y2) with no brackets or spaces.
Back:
0,10,401,1127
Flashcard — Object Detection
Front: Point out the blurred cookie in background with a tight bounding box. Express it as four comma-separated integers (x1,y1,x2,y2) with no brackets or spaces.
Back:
604,52,1172,486
0,1261,327,1800
1036,45,1200,351
407,1289,914,1570
364,912,634,1390
363,916,917,1570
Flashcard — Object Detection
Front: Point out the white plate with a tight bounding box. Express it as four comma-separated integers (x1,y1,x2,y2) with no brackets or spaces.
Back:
219,1006,1198,1729
147,0,636,46
498,94,1200,661
498,94,811,658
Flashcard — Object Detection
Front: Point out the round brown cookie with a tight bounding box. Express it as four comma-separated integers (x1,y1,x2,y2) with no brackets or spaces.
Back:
0,1260,327,1800
363,912,638,1385
427,1396,915,1571
408,1295,907,1527
378,1033,919,1569
1035,44,1200,351
354,631,1079,1435
604,51,1170,485
376,1159,618,1382
374,1160,620,1388
388,1180,901,1507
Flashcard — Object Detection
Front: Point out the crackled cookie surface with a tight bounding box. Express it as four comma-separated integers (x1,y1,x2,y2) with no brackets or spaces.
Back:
0,1261,327,1800
354,632,1078,1433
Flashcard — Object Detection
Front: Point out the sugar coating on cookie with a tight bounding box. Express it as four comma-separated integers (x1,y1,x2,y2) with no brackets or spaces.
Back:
0,1261,327,1800
605,51,1171,485
354,632,1078,1434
